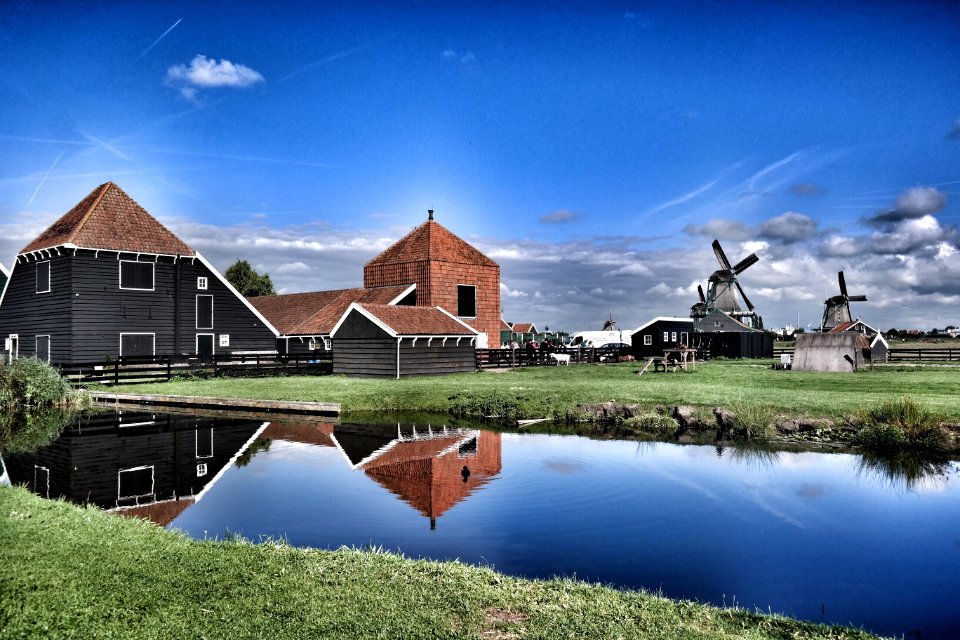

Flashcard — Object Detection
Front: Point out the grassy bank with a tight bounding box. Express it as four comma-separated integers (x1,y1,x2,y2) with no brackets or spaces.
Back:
0,485,881,639
119,360,960,421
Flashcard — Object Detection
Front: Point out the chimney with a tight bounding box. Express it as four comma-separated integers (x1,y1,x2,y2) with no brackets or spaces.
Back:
428,209,434,221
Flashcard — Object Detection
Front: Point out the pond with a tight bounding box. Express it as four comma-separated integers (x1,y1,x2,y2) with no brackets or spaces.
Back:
4,409,959,639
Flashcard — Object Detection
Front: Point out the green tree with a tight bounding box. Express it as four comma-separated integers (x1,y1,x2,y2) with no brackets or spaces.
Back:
225,260,276,297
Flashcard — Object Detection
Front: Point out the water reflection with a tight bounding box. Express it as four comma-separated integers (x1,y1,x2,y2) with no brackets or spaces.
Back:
3,411,267,525
855,451,954,493
263,421,502,528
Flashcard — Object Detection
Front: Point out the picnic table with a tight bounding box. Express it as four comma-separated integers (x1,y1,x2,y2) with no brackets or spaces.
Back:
662,348,697,371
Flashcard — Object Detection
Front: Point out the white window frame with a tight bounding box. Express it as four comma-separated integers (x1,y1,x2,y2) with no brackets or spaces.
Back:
35,335,51,363
197,276,208,290
196,428,214,459
196,295,214,330
197,463,208,477
119,332,156,357
308,338,316,350
7,334,18,363
663,331,669,342
36,261,51,294
671,331,677,342
456,284,477,319
34,465,50,498
117,465,155,501
643,334,652,346
196,333,215,356
118,260,155,291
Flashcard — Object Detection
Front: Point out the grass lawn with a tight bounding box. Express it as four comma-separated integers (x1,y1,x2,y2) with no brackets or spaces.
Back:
117,360,960,422
0,485,883,639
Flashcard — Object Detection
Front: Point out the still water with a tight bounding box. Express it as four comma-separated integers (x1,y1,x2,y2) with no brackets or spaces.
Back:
5,410,960,638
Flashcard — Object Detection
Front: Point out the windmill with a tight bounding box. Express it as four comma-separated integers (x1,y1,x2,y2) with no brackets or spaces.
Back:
690,239,763,330
821,271,867,331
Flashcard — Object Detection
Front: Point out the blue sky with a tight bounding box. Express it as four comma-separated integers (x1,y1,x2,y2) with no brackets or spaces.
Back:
2,1,959,332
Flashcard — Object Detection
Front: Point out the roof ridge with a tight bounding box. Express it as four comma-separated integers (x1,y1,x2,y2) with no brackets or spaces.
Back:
71,182,114,241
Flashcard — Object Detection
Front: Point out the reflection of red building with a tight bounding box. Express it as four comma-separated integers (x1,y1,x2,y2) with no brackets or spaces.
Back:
361,431,502,528
330,424,502,528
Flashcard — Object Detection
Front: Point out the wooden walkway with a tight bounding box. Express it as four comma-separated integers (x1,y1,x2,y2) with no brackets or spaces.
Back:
90,392,340,418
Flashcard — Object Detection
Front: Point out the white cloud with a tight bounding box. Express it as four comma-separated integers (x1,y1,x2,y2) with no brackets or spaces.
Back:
539,209,581,224
166,55,264,100
760,211,818,243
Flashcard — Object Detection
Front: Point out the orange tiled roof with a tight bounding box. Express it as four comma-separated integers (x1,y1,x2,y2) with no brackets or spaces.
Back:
115,498,195,527
829,322,856,333
511,323,537,333
249,285,410,336
21,182,195,256
500,319,512,331
354,303,478,336
365,219,497,268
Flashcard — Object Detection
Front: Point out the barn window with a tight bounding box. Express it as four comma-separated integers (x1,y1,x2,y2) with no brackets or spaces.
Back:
36,261,50,293
119,261,154,290
663,331,669,342
197,277,208,290
196,295,213,329
35,335,50,363
118,466,154,501
671,332,677,342
643,334,652,346
196,428,213,459
308,338,316,350
120,333,155,357
457,285,476,318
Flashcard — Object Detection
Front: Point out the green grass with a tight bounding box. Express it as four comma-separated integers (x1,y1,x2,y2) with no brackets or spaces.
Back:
0,485,883,639
118,360,960,422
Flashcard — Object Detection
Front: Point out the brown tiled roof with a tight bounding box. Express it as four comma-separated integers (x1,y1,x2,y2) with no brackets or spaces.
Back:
500,319,512,331
115,498,195,527
829,322,856,333
353,303,477,336
365,219,497,268
250,285,411,336
511,323,537,333
262,422,336,447
21,182,195,256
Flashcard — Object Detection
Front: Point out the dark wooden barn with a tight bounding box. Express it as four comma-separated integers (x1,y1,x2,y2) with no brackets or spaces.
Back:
0,182,278,363
330,303,479,377
630,317,694,358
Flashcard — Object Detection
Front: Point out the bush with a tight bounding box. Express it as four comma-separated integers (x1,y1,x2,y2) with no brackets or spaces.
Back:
0,358,73,409
854,397,947,453
624,414,678,436
728,400,778,440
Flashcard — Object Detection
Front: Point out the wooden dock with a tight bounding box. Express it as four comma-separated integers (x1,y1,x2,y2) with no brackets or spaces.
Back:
90,392,340,418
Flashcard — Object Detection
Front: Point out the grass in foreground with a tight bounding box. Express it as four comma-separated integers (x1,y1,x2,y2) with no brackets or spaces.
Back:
0,485,881,639
119,360,960,422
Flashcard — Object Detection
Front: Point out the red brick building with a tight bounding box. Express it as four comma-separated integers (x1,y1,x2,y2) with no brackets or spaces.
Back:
364,211,501,347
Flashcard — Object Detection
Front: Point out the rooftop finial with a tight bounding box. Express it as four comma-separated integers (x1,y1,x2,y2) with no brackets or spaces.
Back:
428,209,434,221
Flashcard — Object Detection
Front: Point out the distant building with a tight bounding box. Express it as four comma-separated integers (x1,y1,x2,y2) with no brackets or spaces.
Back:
508,322,538,345
0,182,278,363
630,317,694,358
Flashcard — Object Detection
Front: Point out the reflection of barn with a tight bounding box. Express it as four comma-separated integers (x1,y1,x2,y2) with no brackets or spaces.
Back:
332,422,502,528
3,412,266,525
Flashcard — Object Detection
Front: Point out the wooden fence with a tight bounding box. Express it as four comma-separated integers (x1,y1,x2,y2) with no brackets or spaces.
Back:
56,353,333,386
475,346,627,369
773,345,960,362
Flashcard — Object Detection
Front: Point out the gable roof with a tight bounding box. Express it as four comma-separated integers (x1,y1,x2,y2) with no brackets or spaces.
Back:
632,316,694,333
331,303,479,338
829,319,881,336
500,319,513,332
365,218,497,268
510,322,537,334
21,182,195,256
249,285,413,336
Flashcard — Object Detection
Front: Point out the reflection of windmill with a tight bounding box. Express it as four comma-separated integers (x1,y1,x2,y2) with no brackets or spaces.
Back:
691,239,763,329
821,271,867,331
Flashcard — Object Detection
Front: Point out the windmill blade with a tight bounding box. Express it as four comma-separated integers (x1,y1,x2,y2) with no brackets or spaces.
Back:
697,285,706,303
712,239,732,270
846,295,868,302
735,281,755,311
838,271,848,298
732,252,759,274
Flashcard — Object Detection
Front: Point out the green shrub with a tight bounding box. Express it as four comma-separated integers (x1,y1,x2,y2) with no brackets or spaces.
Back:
854,396,947,453
0,358,73,409
729,400,777,439
624,413,678,436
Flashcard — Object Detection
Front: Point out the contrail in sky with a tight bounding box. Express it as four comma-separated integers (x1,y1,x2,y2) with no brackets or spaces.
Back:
133,18,182,64
27,151,65,206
